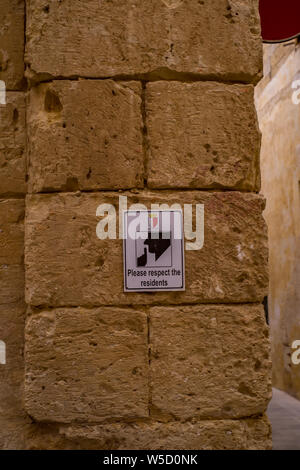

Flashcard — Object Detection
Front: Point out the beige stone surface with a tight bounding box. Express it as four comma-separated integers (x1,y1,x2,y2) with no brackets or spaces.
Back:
26,0,262,83
0,0,271,451
0,303,25,419
0,0,24,90
25,307,148,423
0,199,25,305
0,93,26,196
25,416,272,450
0,199,24,265
0,302,30,450
0,199,27,449
146,82,261,190
0,266,24,305
150,305,271,420
255,44,300,400
27,80,144,192
0,419,30,450
25,191,268,307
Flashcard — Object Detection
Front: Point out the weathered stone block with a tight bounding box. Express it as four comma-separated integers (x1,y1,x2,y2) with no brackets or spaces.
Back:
0,1,24,90
0,199,27,449
0,418,29,450
150,304,271,420
25,417,272,450
0,302,25,418
27,81,144,192
146,82,261,190
0,302,30,450
25,307,148,423
0,199,24,305
26,0,262,83
25,191,268,307
0,93,26,196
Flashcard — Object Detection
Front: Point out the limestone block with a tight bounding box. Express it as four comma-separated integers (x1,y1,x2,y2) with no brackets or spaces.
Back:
146,82,261,190
0,199,24,264
26,417,272,450
25,307,149,423
25,191,268,306
27,81,144,192
26,0,262,83
150,304,271,420
0,93,26,195
0,199,24,305
0,0,24,90
0,201,26,449
0,302,29,450
0,266,24,305
0,302,25,419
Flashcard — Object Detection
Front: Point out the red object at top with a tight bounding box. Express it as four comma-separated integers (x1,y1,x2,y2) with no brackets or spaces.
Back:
259,0,300,43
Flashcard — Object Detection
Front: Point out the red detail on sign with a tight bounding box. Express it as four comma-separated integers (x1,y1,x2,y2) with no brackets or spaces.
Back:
259,0,300,43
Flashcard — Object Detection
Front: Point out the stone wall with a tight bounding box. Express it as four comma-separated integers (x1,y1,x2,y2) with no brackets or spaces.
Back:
0,0,29,449
0,0,272,449
255,42,300,400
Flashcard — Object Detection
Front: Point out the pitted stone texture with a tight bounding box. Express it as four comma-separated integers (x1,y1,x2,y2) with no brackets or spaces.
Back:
25,191,268,307
146,82,261,190
0,302,30,450
0,93,26,195
0,303,25,417
0,1,24,90
27,81,144,192
0,266,24,305
150,305,271,420
26,0,262,83
0,199,24,305
0,199,27,449
25,417,272,450
0,199,24,265
25,307,148,423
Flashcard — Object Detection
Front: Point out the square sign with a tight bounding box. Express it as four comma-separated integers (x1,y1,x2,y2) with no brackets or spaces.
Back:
123,210,185,292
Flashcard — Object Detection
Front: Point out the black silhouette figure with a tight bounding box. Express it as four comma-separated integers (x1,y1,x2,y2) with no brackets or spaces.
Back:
137,232,171,267
137,248,148,267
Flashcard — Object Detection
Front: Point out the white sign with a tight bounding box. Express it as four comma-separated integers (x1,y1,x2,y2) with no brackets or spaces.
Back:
123,210,185,292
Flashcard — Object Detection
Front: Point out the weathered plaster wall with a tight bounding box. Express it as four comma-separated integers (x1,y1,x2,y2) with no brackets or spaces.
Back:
256,42,300,399
0,0,272,449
